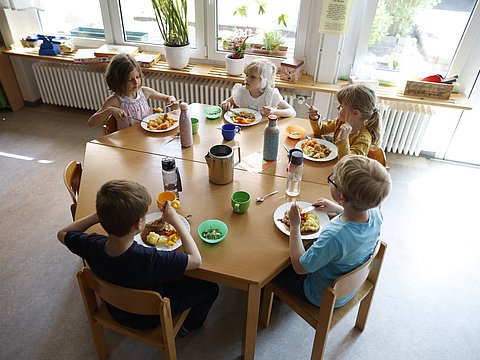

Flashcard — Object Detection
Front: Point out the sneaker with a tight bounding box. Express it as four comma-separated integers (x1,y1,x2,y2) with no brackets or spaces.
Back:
178,325,190,337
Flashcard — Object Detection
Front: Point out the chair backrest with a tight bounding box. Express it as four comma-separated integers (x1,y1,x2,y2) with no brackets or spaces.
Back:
78,267,169,316
330,241,383,298
103,115,118,135
367,146,388,168
63,160,82,219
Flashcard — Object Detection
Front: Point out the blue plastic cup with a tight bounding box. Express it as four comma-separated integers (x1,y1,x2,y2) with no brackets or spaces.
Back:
222,124,241,141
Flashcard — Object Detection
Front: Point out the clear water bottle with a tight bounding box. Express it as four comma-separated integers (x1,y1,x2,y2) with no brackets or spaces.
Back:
263,114,279,161
161,157,182,197
285,151,303,197
179,102,193,148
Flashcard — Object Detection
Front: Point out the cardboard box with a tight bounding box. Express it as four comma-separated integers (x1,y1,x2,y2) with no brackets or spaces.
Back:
404,80,453,100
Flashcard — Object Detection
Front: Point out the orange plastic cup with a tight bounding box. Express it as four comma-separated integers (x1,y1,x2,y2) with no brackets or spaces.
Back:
156,191,179,209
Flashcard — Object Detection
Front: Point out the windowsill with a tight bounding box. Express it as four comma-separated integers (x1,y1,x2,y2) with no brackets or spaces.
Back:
4,47,472,111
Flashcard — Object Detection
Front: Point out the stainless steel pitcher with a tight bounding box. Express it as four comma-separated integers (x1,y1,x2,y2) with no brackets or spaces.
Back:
205,145,241,185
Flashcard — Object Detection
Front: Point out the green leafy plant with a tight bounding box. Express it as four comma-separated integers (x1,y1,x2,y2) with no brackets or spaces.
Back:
151,0,189,46
262,30,285,51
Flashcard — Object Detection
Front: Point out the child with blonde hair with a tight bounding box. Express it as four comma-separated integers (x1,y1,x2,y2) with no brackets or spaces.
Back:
307,84,381,159
88,54,179,130
221,58,296,118
273,155,391,307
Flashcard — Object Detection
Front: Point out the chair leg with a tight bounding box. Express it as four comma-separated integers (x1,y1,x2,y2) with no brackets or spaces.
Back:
355,291,374,330
310,291,335,360
259,283,275,328
90,322,109,360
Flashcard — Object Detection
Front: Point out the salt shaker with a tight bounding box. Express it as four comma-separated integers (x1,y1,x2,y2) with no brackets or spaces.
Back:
161,157,182,197
179,102,193,148
263,114,279,161
285,151,303,197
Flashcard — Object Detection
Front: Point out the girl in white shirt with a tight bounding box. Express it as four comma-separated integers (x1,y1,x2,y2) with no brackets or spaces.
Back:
221,58,296,118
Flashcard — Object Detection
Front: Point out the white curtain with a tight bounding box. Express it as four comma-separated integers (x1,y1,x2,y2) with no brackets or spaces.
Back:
0,0,43,10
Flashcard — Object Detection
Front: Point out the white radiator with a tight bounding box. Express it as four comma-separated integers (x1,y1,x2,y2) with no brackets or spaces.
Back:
32,60,295,110
379,101,433,156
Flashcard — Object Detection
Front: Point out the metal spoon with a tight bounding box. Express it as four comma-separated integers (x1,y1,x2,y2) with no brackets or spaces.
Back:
256,190,279,202
164,131,180,144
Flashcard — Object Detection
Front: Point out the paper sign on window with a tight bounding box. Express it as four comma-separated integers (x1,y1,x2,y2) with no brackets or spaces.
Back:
319,0,353,35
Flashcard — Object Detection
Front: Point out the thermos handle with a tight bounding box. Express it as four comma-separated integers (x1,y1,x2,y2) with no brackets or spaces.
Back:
232,146,241,167
175,167,183,192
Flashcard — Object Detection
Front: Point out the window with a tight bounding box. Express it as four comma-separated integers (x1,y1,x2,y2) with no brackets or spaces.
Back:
118,0,196,47
347,0,478,84
38,0,104,39
214,0,301,60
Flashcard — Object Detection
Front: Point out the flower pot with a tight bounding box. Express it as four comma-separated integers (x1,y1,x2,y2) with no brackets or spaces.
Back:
225,54,245,76
164,44,190,69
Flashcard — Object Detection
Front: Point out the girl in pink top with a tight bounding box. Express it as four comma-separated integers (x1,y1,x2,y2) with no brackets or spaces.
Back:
88,54,178,130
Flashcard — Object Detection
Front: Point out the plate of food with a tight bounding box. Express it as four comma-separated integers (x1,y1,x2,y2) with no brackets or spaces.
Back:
134,212,189,251
274,201,329,240
295,138,338,162
141,113,179,133
224,108,262,127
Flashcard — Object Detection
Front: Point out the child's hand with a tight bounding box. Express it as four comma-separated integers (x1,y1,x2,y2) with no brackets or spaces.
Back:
110,107,127,119
338,123,352,140
307,105,320,120
221,100,232,112
166,96,179,110
161,201,181,226
289,204,301,228
262,106,276,117
313,198,343,214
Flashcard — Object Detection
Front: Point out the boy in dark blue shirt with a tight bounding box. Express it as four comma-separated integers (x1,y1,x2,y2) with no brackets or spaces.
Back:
57,179,218,334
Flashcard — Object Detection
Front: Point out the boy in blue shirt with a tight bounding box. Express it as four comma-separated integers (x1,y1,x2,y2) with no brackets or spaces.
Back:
57,180,218,335
275,155,391,307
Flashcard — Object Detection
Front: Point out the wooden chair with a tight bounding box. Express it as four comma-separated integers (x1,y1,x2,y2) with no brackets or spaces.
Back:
63,160,83,220
102,115,118,135
260,241,387,360
367,146,389,171
77,267,190,360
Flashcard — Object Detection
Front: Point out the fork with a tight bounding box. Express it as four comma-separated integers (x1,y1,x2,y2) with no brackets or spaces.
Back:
164,131,180,145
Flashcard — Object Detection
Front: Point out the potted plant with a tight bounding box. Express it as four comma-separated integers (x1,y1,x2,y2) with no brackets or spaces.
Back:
151,0,190,69
220,31,251,76
261,30,287,56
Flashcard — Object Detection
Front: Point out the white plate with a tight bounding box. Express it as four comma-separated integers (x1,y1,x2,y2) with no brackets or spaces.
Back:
295,138,338,162
140,113,179,133
274,201,329,240
134,212,189,251
224,108,262,127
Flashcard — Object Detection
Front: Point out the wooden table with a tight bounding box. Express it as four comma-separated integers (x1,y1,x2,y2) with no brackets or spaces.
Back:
76,142,332,359
92,103,336,185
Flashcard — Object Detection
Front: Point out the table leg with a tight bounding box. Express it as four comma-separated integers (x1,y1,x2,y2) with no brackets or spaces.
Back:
242,284,261,360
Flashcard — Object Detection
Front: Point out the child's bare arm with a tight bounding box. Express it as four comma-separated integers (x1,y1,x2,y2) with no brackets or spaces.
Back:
142,87,178,110
313,198,343,215
288,204,308,274
57,213,100,245
87,96,124,127
264,100,296,118
162,201,202,270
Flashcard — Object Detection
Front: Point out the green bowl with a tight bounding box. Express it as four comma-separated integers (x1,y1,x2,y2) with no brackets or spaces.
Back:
204,105,222,119
198,219,228,243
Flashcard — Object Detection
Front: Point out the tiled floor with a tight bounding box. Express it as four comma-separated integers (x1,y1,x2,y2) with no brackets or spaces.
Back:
1,105,479,360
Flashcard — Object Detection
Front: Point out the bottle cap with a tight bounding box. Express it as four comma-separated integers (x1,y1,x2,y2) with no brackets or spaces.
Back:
161,157,176,171
291,151,303,165
267,114,278,121
180,102,188,110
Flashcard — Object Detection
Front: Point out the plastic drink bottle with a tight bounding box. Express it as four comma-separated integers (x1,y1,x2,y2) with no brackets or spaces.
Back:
285,151,303,196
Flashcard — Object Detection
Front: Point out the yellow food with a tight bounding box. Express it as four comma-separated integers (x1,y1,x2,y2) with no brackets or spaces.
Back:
147,113,177,130
141,218,180,247
171,199,181,209
279,209,320,234
231,110,256,124
301,139,332,159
